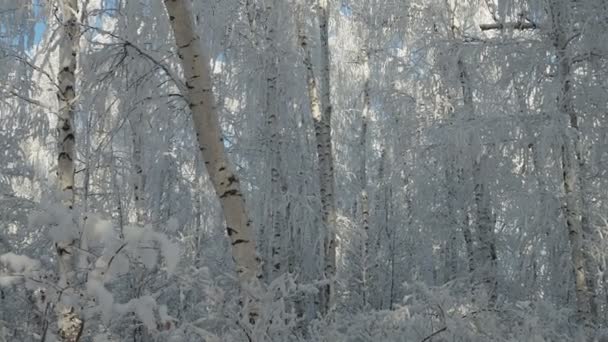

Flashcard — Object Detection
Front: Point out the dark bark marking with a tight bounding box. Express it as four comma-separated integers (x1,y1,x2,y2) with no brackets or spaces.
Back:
220,189,239,198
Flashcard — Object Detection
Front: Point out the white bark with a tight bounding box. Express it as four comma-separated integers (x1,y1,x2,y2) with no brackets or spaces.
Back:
263,2,287,280
358,48,371,309
130,112,146,226
250,0,287,282
472,156,497,305
56,0,78,209
163,0,261,313
317,0,336,316
297,0,336,315
56,0,83,340
549,0,593,322
457,54,497,304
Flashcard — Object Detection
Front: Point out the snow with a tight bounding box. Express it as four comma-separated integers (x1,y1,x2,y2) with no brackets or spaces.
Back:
139,247,159,269
132,295,158,331
0,252,40,273
28,202,78,242
107,253,129,280
155,233,179,275
0,276,21,287
123,224,180,274
85,215,114,243
93,334,111,342
86,279,114,324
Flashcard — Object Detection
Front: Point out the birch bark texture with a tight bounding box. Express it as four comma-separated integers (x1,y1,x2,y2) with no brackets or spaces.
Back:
296,1,337,314
55,0,83,340
56,0,78,209
163,0,261,290
316,2,337,316
262,0,288,281
549,0,593,322
358,45,371,309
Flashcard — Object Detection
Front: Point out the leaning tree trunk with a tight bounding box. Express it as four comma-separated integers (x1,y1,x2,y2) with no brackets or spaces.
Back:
55,0,83,340
163,0,261,320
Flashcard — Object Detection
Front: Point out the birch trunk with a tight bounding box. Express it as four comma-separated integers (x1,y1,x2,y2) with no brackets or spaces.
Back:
473,156,497,305
296,1,336,316
317,3,337,314
444,158,461,281
56,0,83,340
549,0,593,322
163,0,261,318
130,112,146,226
458,56,497,304
262,0,287,280
358,48,371,309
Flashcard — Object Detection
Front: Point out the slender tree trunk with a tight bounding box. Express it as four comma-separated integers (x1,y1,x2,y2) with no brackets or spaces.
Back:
444,158,460,281
163,0,262,322
457,56,497,304
55,0,83,340
549,0,593,323
296,1,336,316
262,0,287,281
130,112,146,226
317,0,336,315
472,156,497,305
358,47,371,309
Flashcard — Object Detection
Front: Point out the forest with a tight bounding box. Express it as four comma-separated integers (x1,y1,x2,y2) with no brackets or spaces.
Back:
1,0,607,341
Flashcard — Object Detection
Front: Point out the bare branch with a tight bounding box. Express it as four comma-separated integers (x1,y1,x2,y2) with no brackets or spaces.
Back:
420,326,447,342
479,22,537,31
78,23,187,95
8,90,53,111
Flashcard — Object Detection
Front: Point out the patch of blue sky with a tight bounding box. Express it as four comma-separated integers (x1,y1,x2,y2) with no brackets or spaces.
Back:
32,0,46,45
340,2,352,17
216,51,226,63
33,21,45,45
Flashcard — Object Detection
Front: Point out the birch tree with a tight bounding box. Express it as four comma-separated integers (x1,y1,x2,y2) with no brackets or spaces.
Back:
549,0,594,323
162,0,262,320
2,0,608,340
316,0,336,316
55,0,83,340
296,0,337,316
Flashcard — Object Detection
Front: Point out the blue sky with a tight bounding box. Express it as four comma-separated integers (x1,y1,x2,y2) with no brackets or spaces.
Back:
32,0,46,46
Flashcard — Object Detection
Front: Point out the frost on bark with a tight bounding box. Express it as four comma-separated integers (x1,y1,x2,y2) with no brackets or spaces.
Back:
549,0,594,323
296,1,336,315
130,112,146,226
472,156,497,305
55,0,83,340
56,0,78,209
457,54,497,305
358,48,371,309
163,0,261,318
262,0,288,281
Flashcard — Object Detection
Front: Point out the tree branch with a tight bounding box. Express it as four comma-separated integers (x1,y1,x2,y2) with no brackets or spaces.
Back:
78,23,187,95
420,326,447,342
479,22,537,31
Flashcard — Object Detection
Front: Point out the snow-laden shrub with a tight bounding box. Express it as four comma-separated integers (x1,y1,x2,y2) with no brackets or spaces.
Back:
0,198,183,341
308,281,583,342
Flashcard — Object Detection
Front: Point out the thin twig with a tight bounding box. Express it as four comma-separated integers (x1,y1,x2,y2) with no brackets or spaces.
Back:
420,326,447,342
106,243,128,271
78,23,187,95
